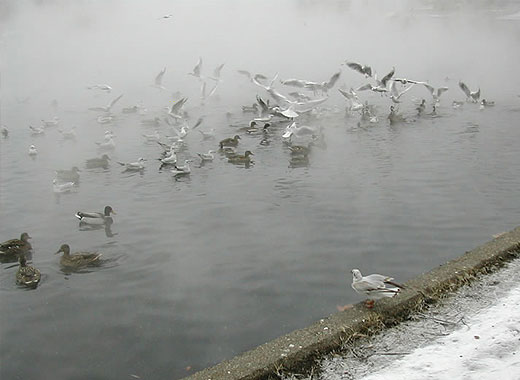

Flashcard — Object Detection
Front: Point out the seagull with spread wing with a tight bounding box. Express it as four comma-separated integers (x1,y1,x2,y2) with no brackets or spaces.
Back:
459,81,480,103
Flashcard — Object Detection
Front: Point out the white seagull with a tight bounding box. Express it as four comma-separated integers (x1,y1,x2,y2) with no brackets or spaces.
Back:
171,159,192,176
88,94,124,113
168,97,188,120
152,67,167,90
53,179,76,194
117,157,146,171
87,84,112,92
197,150,215,162
344,61,373,77
29,125,45,135
389,81,416,103
421,83,449,103
188,57,203,79
459,81,480,103
28,145,38,156
351,268,404,308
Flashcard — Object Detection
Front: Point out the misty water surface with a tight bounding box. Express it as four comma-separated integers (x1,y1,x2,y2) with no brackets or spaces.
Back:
1,0,520,379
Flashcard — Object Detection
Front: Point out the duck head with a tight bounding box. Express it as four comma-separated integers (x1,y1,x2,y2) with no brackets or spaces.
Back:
104,206,116,216
55,244,70,255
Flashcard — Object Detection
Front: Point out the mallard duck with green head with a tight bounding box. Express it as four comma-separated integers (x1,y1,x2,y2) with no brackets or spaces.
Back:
0,232,32,258
228,150,254,164
219,135,241,149
55,244,102,269
16,255,41,288
75,206,115,225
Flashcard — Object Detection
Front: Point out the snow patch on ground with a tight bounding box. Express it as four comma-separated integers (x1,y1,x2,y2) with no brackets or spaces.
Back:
303,258,520,380
361,287,520,380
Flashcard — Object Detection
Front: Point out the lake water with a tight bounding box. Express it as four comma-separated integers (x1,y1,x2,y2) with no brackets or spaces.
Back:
1,1,520,379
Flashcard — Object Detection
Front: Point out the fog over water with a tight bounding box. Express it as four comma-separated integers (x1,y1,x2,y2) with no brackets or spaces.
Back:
1,1,520,379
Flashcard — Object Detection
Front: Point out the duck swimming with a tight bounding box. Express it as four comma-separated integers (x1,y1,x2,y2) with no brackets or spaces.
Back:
55,166,81,183
228,150,254,164
388,106,406,125
55,244,102,269
85,154,110,169
16,255,41,288
219,135,241,149
75,206,115,225
0,232,32,259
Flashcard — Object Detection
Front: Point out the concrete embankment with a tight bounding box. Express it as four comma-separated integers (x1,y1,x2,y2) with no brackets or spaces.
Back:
184,226,520,380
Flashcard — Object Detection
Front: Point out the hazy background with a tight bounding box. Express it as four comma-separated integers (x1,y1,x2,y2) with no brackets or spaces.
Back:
1,1,520,379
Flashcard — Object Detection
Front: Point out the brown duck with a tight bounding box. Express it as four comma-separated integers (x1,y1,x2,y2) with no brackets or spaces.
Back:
219,135,241,149
16,255,41,288
0,232,32,259
55,244,102,269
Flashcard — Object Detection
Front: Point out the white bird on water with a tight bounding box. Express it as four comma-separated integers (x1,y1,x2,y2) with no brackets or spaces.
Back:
29,125,45,135
197,150,215,162
42,116,60,127
171,159,192,176
28,145,38,156
96,136,116,150
351,269,404,308
160,150,177,165
53,179,75,194
58,127,77,140
117,158,146,171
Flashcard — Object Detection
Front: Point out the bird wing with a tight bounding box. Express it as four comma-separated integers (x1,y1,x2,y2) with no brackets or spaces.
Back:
338,88,354,99
237,70,252,79
170,97,187,114
191,117,204,130
398,82,416,97
437,87,449,97
267,87,292,105
256,95,271,113
76,211,104,219
459,81,471,98
422,82,435,95
200,81,207,99
279,106,299,118
213,63,225,79
356,83,373,91
325,71,341,89
108,94,124,108
208,81,219,97
346,62,364,74
380,67,395,87
193,57,202,76
281,79,307,88
155,67,166,85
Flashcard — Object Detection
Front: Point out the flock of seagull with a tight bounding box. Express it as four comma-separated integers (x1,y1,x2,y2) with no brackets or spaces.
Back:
1,56,498,297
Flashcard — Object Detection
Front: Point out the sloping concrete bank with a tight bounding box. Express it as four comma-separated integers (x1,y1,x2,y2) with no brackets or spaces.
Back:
184,227,520,380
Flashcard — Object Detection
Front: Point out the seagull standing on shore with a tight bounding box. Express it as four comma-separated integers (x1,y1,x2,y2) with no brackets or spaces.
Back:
351,269,404,308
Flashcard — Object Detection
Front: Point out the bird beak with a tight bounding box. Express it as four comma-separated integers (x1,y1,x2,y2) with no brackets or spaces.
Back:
111,210,117,215
54,250,61,255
